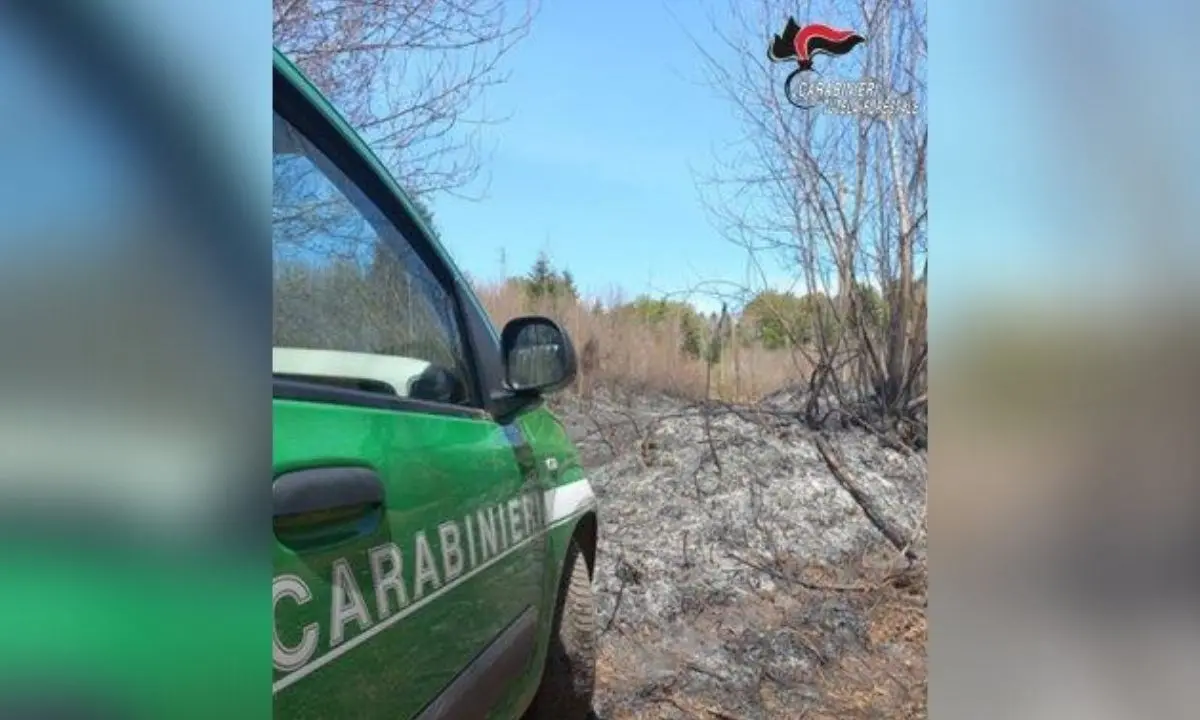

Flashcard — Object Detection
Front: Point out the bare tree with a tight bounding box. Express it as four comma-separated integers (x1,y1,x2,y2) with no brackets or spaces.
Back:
691,0,926,443
274,0,538,199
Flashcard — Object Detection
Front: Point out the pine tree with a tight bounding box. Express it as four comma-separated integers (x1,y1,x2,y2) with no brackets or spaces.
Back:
679,311,704,360
560,269,578,300
706,303,728,366
526,251,557,300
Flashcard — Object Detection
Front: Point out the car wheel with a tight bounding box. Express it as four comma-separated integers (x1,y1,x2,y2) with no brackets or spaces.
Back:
524,541,597,720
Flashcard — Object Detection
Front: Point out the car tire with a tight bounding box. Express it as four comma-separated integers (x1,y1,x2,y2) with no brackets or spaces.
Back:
524,541,597,720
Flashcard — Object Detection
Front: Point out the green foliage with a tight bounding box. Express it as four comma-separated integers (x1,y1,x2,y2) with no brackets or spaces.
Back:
743,290,808,348
799,292,840,345
522,251,578,303
742,289,849,348
850,282,887,330
609,295,710,360
679,310,704,360
705,304,729,366
705,323,723,365
561,269,578,299
616,296,693,325
526,252,555,295
620,296,669,324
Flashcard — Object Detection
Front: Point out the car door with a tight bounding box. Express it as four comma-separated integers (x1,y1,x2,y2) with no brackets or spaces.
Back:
271,64,546,719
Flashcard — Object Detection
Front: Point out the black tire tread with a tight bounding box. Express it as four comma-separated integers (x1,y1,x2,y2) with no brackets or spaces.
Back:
523,542,597,720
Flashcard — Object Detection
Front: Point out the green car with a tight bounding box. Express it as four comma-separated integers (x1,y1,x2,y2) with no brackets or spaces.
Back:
272,48,600,719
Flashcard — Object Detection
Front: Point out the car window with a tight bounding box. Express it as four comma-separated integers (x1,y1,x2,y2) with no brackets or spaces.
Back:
272,112,475,407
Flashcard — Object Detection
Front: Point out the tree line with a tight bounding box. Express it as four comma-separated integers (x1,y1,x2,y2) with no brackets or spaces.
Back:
501,252,908,364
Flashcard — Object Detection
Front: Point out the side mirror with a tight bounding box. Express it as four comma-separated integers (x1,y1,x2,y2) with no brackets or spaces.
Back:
500,315,577,395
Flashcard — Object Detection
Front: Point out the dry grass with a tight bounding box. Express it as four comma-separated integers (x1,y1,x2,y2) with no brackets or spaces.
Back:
802,561,928,720
473,281,803,402
592,555,928,719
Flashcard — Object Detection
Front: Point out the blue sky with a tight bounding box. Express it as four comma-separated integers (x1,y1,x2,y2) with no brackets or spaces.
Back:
429,0,753,311
425,0,1195,320
428,0,942,313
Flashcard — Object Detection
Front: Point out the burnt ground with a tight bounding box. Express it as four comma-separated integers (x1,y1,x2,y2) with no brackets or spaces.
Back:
546,387,928,720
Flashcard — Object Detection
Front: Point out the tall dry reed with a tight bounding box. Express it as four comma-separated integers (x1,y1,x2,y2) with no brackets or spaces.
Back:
473,281,805,402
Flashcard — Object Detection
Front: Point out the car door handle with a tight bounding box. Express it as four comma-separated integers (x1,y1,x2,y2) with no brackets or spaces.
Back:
274,466,384,516
273,466,385,550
